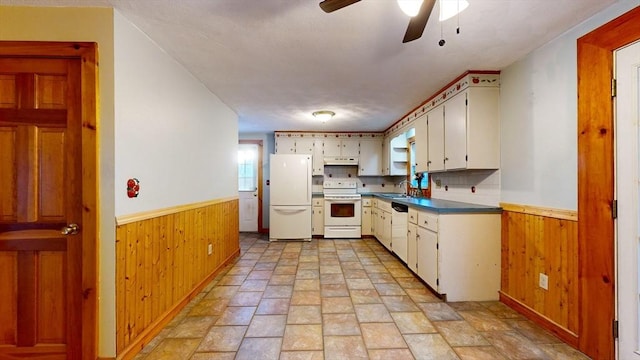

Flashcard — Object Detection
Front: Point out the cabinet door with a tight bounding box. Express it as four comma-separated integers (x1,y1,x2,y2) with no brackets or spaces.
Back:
414,113,429,173
427,105,445,172
371,209,377,237
382,211,392,251
276,137,296,154
407,224,418,273
323,138,342,157
382,138,390,175
358,139,383,176
312,207,324,235
444,91,467,170
296,138,315,154
342,139,360,157
312,139,324,175
361,207,372,236
417,226,438,291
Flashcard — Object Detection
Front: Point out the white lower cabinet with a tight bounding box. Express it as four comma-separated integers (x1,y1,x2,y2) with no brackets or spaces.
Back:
376,200,392,251
407,223,418,273
312,198,323,236
415,210,501,301
361,198,372,236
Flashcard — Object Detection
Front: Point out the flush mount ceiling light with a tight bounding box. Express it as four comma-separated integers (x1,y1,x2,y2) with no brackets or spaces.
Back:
397,0,423,17
439,0,469,21
312,110,335,121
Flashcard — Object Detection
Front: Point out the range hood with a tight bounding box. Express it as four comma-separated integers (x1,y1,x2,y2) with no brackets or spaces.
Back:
324,156,359,165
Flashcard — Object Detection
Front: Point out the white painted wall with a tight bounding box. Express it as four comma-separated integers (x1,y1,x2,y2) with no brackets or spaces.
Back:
500,0,640,210
114,11,238,217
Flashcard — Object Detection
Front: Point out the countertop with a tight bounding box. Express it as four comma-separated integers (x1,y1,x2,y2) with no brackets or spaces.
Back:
317,192,501,214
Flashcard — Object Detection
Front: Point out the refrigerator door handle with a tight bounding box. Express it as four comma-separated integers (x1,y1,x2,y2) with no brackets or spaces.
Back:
274,207,308,214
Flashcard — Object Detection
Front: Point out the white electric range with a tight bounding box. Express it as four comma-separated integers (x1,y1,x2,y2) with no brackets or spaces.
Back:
323,180,362,238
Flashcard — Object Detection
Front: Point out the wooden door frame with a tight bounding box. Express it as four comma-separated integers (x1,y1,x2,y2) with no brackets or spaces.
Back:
577,6,640,359
0,41,99,359
239,140,264,233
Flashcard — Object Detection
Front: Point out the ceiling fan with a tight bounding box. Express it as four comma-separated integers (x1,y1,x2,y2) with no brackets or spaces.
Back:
318,0,437,43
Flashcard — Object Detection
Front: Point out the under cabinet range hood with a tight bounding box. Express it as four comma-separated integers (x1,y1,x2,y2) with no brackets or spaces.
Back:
324,156,359,165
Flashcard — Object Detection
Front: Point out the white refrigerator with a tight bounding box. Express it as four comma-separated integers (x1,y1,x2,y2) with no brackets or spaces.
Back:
269,154,312,241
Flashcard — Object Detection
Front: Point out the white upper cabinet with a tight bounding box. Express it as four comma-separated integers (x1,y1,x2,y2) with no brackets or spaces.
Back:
359,138,383,176
387,133,408,176
427,104,445,172
414,113,429,173
296,138,325,175
444,91,468,170
275,137,296,154
323,138,360,158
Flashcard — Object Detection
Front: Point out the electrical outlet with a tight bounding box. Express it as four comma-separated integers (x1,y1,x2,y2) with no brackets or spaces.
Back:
434,179,442,188
208,243,213,255
539,273,549,290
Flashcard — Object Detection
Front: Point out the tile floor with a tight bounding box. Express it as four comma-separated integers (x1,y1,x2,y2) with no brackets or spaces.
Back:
134,233,591,360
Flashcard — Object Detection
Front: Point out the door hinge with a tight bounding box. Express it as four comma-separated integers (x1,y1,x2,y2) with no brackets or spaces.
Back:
613,320,619,339
612,199,618,219
465,155,468,161
436,243,439,250
612,78,617,98
436,278,439,286
465,99,468,106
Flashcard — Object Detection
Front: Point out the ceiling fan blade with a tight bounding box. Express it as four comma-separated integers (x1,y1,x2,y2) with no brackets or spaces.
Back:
403,0,436,43
319,0,361,13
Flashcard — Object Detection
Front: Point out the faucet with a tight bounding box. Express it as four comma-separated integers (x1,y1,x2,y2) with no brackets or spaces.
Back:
396,179,409,195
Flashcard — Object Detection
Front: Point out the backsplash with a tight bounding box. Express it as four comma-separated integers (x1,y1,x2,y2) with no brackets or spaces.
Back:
429,169,500,206
312,165,406,194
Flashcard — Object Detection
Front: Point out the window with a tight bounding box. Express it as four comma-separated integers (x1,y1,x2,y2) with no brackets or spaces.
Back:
408,135,428,196
238,144,258,191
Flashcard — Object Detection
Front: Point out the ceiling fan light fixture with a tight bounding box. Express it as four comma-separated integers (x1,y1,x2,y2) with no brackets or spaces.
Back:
439,0,469,21
397,0,424,17
312,110,335,122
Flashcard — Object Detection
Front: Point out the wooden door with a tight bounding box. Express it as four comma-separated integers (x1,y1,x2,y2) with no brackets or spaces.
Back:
0,56,83,359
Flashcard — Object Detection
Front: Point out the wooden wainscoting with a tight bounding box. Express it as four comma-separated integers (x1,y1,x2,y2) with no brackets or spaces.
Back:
499,203,579,346
115,197,240,359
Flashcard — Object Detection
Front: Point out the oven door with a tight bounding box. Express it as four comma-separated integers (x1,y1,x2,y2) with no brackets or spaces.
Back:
324,198,362,226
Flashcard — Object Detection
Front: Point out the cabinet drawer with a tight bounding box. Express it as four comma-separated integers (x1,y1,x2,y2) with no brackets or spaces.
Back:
418,211,438,232
312,198,323,207
362,198,372,207
377,200,392,213
408,209,418,224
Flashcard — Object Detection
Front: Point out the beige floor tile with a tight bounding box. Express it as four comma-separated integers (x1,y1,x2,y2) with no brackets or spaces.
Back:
215,306,256,325
341,261,364,270
505,319,562,344
324,335,368,360
343,269,369,279
368,348,415,360
321,283,350,297
434,320,490,346
294,279,320,291
396,277,427,290
296,268,320,278
320,265,343,274
236,337,282,360
278,351,324,360
246,270,273,280
404,333,459,360
239,279,269,292
281,324,323,351
256,298,290,315
391,311,437,334
319,273,346,284
382,295,420,312
538,343,592,359
321,296,354,313
217,275,247,286
274,265,297,275
143,338,200,360
205,286,239,299
188,299,229,316
227,266,253,275
355,303,394,323
167,316,216,338
481,301,525,319
278,258,299,266
245,314,287,337
253,262,277,271
269,274,296,285
346,278,375,290
368,272,397,283
457,310,512,332
374,282,407,296
263,285,294,298
454,346,507,359
405,287,440,303
483,330,552,359
361,323,407,349
228,291,263,306
196,326,247,352
418,302,463,321
290,290,322,305
190,352,236,360
288,305,322,324
350,289,383,304
322,313,361,336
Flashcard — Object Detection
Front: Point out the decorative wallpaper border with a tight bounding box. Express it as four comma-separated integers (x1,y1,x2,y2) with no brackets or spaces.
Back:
274,132,384,139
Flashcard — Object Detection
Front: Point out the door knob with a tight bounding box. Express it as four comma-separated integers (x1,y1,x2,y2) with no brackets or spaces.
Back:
61,223,80,235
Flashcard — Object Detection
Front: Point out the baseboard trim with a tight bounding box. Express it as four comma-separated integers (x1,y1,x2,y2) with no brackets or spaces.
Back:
116,248,240,360
500,291,579,348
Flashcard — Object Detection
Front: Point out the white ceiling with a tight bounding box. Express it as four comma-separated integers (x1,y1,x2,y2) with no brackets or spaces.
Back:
2,0,616,133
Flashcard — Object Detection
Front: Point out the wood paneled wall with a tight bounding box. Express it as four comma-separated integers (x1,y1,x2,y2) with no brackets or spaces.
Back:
499,203,579,346
115,198,239,358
